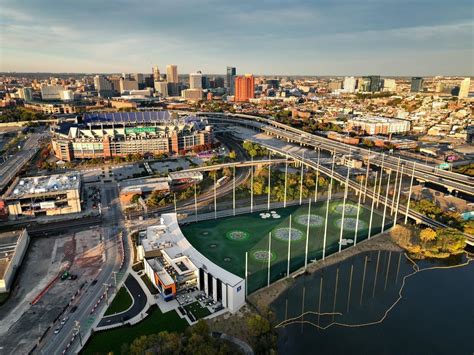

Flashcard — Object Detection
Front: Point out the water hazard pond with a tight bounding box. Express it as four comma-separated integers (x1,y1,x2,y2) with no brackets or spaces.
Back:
271,249,474,355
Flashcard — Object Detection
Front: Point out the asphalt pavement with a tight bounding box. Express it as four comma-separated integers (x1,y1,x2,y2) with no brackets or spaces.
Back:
97,275,147,327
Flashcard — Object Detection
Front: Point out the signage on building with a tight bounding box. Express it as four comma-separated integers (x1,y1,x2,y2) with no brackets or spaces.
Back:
125,127,156,134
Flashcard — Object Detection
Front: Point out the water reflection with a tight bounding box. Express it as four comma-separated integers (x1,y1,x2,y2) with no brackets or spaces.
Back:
271,250,474,355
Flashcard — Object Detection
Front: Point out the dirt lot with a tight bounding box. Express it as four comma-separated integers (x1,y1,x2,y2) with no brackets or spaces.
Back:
0,227,104,354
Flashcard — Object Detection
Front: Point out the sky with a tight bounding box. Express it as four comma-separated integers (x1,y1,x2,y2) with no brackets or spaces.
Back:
0,0,473,76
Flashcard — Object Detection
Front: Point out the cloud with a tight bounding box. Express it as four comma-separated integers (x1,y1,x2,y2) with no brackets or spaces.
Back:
0,0,472,75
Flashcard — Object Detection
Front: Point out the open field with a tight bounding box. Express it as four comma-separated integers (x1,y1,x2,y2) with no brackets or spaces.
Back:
181,200,390,293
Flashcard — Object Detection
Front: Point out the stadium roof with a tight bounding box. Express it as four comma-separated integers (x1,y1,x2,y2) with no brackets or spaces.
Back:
82,111,172,124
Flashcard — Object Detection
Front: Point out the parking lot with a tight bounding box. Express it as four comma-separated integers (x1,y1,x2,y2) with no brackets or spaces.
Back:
0,228,104,354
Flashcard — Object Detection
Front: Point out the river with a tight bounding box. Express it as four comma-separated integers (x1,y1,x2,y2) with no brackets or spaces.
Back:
271,249,474,355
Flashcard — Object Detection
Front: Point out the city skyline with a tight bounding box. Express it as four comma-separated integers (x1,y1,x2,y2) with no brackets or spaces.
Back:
1,0,473,76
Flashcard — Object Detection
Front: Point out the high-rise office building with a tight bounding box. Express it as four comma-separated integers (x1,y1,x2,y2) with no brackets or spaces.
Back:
153,66,161,81
119,78,139,93
18,87,33,101
166,65,178,83
154,81,168,97
382,79,396,92
226,66,236,95
234,74,255,102
410,77,424,93
94,75,114,98
343,77,357,93
363,75,382,92
189,72,203,90
201,75,210,89
458,77,470,99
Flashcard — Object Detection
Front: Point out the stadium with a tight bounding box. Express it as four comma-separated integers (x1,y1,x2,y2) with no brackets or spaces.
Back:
51,111,213,161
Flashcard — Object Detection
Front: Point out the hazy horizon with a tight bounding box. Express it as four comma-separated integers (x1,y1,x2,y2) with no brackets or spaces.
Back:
1,0,473,76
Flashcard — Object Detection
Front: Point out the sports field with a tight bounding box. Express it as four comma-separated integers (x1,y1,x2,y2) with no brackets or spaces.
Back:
181,200,390,294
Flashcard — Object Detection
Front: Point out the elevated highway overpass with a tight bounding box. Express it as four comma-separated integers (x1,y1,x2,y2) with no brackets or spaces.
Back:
194,112,473,197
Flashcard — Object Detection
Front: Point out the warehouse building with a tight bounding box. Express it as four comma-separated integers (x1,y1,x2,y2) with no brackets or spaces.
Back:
51,111,213,161
3,172,81,219
0,229,29,292
137,213,245,313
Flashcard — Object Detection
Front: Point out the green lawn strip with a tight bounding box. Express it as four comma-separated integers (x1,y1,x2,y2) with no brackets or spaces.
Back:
82,306,187,355
104,286,133,316
183,301,211,319
140,275,159,294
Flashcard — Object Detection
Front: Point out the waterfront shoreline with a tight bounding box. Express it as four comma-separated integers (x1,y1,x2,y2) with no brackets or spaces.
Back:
248,231,402,312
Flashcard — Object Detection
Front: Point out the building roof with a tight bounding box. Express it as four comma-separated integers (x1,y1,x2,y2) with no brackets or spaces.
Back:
144,214,243,287
0,229,27,280
119,177,169,195
83,110,172,124
4,172,80,199
168,171,203,181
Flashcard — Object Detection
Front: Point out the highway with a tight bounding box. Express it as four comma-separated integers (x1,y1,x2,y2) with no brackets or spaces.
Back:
251,140,474,244
38,181,128,355
0,132,45,191
196,112,473,196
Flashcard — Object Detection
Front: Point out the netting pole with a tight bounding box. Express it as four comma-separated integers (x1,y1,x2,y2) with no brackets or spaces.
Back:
381,170,391,233
377,153,385,208
194,183,198,222
338,167,350,253
299,151,305,205
363,149,371,202
354,178,363,245
304,198,311,270
404,163,415,224
233,165,236,216
391,157,401,215
250,156,254,213
245,252,248,298
267,152,271,211
314,149,320,203
267,232,272,287
394,165,404,226
368,171,378,239
173,193,177,214
287,215,292,278
328,151,336,200
214,173,217,219
284,157,288,208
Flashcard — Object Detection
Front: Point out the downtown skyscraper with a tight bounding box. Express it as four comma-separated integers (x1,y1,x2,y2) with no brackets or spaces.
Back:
226,66,236,95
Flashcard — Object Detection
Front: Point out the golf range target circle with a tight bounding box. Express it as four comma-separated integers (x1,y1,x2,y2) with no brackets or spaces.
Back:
226,230,250,241
252,250,277,263
295,214,324,227
335,218,367,231
273,227,304,242
333,203,359,216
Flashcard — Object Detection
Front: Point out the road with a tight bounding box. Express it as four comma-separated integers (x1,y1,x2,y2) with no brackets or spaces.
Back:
38,181,128,355
97,275,147,327
196,112,473,196
125,133,252,220
0,132,45,191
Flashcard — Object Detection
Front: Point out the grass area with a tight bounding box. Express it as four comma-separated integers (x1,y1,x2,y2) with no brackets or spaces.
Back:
140,275,159,295
0,292,10,305
82,306,187,355
184,301,211,319
181,200,388,293
104,286,133,316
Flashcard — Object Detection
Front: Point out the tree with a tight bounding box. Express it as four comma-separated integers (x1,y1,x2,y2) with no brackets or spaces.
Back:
420,228,437,243
131,193,141,205
228,150,237,160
